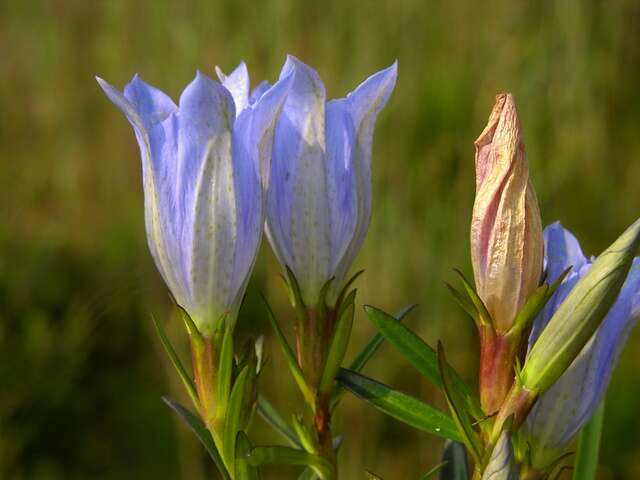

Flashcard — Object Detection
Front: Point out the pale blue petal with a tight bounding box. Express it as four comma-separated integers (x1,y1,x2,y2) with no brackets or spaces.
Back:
328,62,398,298
249,80,272,105
543,222,588,283
176,72,237,331
228,74,293,311
216,62,250,114
97,76,188,306
266,55,331,305
324,99,358,285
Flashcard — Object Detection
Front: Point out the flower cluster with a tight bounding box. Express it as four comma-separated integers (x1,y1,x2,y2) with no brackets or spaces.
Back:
98,58,640,480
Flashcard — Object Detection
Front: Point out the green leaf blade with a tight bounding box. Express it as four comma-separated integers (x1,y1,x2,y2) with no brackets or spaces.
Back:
257,394,301,448
337,368,462,442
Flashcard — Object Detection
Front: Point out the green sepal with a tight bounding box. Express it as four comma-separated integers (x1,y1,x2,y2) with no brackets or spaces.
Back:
364,305,483,419
437,342,482,463
261,294,314,404
151,314,200,411
235,431,260,480
162,397,230,480
337,368,462,442
330,304,415,410
223,365,252,473
247,446,335,480
509,267,571,337
453,269,492,326
257,394,301,448
439,441,468,480
444,281,482,327
317,276,335,322
284,265,308,319
335,269,364,309
217,323,235,421
319,290,356,394
176,304,203,340
521,219,640,393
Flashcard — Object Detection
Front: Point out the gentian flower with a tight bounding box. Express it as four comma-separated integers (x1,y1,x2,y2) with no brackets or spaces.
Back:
523,222,640,468
97,64,291,336
265,55,397,306
471,93,543,332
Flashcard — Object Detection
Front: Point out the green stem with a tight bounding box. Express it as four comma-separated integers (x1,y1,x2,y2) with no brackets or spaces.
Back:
572,401,605,480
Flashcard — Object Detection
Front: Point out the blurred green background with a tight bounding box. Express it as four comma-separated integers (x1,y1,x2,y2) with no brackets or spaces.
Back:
2,0,640,478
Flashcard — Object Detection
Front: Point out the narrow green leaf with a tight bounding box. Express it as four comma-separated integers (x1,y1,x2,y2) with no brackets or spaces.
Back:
292,414,318,453
297,468,318,480
223,365,252,472
257,394,301,448
217,324,235,420
337,368,462,442
453,269,491,325
162,397,230,480
572,401,604,480
319,293,356,394
350,304,416,373
437,343,481,463
330,305,415,410
364,305,483,419
421,462,447,480
439,441,468,480
235,431,260,480
366,471,384,479
247,446,335,480
261,295,314,404
151,315,199,411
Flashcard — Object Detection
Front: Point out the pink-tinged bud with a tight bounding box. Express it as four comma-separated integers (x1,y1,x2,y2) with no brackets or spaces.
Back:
471,93,543,332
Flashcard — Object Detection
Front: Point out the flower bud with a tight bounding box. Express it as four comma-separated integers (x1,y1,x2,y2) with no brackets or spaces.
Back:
521,218,640,394
523,224,640,467
471,93,543,331
265,56,397,306
97,65,292,336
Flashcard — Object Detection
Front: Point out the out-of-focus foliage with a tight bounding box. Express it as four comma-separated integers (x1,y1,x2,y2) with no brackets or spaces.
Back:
1,1,639,478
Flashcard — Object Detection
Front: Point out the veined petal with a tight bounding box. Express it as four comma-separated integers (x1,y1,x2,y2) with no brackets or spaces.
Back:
227,73,293,314
328,62,398,300
216,62,250,114
267,55,330,305
96,76,188,307
177,72,237,332
324,99,358,294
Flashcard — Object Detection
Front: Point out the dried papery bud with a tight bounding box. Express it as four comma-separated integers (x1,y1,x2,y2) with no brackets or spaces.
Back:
471,93,543,332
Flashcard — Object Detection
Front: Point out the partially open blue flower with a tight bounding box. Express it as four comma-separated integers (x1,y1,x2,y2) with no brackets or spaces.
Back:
97,64,291,336
265,56,397,306
523,222,640,468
